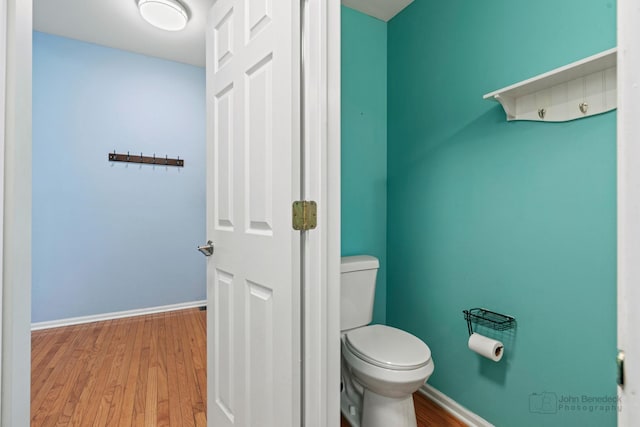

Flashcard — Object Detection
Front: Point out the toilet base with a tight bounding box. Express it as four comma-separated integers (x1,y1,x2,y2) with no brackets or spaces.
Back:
340,386,361,427
361,389,417,427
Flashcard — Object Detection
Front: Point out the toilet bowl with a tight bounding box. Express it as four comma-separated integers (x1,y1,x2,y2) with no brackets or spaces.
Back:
340,256,434,427
341,325,434,427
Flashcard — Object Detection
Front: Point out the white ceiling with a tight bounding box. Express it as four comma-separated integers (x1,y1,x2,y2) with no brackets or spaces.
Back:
342,0,414,22
33,0,214,67
33,0,413,68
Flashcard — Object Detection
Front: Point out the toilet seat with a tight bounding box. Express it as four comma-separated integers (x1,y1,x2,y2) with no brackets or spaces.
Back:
345,325,431,371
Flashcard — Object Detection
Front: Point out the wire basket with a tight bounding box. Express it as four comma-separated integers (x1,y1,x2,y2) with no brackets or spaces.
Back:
463,308,516,335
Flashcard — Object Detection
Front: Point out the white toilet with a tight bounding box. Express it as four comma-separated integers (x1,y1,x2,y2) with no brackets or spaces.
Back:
340,255,434,427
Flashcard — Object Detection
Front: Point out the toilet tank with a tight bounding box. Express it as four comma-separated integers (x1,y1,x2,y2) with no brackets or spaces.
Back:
341,255,379,331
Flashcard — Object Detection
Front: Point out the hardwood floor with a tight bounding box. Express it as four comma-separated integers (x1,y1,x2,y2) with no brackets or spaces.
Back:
31,309,207,427
340,392,468,427
33,308,464,426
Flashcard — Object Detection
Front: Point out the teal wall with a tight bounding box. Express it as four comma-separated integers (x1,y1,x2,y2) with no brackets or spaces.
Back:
341,7,388,324
387,1,616,426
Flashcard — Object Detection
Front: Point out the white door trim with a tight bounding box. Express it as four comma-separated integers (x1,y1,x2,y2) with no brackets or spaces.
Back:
301,0,340,425
2,0,32,425
0,0,7,416
617,0,640,423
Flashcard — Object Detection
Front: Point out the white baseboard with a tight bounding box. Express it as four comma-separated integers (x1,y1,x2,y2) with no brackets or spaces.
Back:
31,300,207,331
419,384,494,427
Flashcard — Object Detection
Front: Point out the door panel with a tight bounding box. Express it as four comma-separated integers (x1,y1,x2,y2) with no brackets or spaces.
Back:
246,279,274,425
214,84,235,231
213,268,234,422
246,0,271,41
245,54,273,234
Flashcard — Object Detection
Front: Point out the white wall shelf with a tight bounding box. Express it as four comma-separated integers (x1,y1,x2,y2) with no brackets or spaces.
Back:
484,48,617,122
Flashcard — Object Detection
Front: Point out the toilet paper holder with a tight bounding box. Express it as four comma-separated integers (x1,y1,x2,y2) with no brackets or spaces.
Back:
463,308,516,336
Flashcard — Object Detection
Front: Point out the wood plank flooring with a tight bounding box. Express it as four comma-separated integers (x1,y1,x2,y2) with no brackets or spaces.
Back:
33,308,465,426
340,392,468,427
31,309,207,427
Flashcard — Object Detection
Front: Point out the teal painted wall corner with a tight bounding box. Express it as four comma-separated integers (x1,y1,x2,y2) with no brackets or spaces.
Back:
386,0,616,426
341,6,388,324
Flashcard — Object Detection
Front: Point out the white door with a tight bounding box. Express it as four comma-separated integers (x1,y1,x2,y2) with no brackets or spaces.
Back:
204,0,301,426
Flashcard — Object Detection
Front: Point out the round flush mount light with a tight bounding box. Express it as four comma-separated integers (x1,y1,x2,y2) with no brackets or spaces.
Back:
138,0,189,32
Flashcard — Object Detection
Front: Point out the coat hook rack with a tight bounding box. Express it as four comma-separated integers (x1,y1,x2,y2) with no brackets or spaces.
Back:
108,151,184,167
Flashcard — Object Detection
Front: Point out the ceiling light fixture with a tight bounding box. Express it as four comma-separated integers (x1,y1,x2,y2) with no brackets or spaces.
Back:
138,0,189,32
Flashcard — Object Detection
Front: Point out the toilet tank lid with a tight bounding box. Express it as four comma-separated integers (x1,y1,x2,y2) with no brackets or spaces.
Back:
341,255,379,273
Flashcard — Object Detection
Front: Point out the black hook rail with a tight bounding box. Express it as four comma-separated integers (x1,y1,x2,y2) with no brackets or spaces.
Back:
108,151,184,167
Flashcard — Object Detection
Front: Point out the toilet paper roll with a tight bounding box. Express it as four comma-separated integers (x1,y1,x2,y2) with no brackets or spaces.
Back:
468,333,504,362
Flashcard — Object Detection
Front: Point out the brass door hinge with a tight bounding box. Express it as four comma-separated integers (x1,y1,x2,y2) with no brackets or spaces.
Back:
292,201,317,231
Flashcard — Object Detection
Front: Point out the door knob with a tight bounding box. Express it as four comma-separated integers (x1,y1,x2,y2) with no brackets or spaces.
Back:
197,240,215,257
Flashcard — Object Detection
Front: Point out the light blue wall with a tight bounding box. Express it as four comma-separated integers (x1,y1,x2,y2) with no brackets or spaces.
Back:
32,32,206,322
341,7,388,324
387,1,616,426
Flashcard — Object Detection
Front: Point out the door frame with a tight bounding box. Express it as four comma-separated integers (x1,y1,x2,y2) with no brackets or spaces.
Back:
6,0,639,425
617,0,640,424
0,0,6,417
301,0,340,425
1,1,339,426
1,0,32,425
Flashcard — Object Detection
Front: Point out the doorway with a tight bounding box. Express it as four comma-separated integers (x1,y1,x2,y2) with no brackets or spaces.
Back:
30,0,209,424
5,0,341,425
